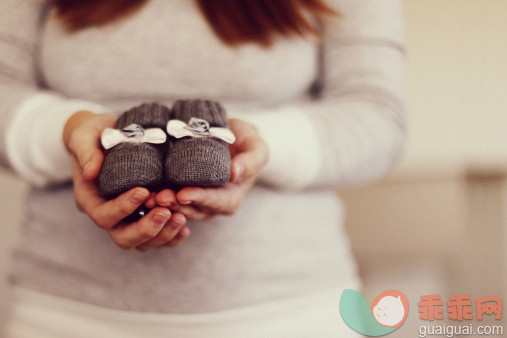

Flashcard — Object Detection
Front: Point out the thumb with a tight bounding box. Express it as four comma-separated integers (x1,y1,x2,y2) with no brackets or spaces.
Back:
64,112,115,181
229,121,268,183
69,132,104,181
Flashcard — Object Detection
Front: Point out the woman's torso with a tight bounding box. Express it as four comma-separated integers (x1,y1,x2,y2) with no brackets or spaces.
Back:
10,0,359,313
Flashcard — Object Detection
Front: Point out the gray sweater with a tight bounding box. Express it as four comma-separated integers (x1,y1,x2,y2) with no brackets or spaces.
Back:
0,0,405,313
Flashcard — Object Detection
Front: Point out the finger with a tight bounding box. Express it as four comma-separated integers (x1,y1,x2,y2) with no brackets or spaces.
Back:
88,187,150,229
170,202,215,220
145,192,158,209
155,189,178,207
109,207,171,250
135,213,186,251
72,157,149,226
165,226,191,247
176,186,241,215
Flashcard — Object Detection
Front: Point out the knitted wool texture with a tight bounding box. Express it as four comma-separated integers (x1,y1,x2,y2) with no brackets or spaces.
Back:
165,99,231,188
98,102,171,198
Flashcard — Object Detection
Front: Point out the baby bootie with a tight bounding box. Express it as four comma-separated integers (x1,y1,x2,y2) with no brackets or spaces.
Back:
98,102,170,198
165,99,235,188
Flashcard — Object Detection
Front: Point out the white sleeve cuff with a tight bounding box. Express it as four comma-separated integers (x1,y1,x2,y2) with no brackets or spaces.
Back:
6,93,109,187
238,106,323,190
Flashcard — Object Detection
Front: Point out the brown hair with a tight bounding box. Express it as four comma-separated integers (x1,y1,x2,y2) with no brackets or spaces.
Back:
48,0,337,46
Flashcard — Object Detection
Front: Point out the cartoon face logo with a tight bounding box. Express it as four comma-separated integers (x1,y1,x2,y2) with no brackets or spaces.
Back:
340,289,409,336
371,290,409,328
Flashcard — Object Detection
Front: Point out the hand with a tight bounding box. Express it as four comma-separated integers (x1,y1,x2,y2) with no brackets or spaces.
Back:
64,111,190,250
156,118,269,220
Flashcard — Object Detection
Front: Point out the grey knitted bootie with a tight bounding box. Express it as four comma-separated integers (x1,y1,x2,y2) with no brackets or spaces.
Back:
165,100,235,188
98,102,171,198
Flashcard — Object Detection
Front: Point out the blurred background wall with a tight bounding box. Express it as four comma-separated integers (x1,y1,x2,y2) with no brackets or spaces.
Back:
342,0,507,335
1,0,506,334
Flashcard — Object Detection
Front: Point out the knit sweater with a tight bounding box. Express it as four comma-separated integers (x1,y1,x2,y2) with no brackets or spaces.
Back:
0,0,406,313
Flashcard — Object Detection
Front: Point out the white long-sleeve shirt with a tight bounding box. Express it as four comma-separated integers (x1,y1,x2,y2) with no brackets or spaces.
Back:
1,0,405,313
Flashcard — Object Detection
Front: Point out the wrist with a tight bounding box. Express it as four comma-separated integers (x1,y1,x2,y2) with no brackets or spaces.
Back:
238,107,321,189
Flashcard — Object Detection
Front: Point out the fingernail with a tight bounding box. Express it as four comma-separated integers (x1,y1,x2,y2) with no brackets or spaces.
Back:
234,161,244,182
157,196,173,207
153,212,170,226
180,200,192,205
170,220,182,230
83,161,92,174
131,191,147,204
170,215,185,230
181,227,191,237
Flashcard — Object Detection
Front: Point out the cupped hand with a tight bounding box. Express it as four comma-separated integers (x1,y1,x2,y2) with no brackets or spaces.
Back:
64,111,190,250
156,118,269,220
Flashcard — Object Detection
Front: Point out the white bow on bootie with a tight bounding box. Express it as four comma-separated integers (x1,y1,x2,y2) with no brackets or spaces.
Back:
101,124,167,149
166,117,236,144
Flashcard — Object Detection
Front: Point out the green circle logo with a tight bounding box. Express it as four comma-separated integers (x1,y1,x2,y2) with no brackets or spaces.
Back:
340,289,409,336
